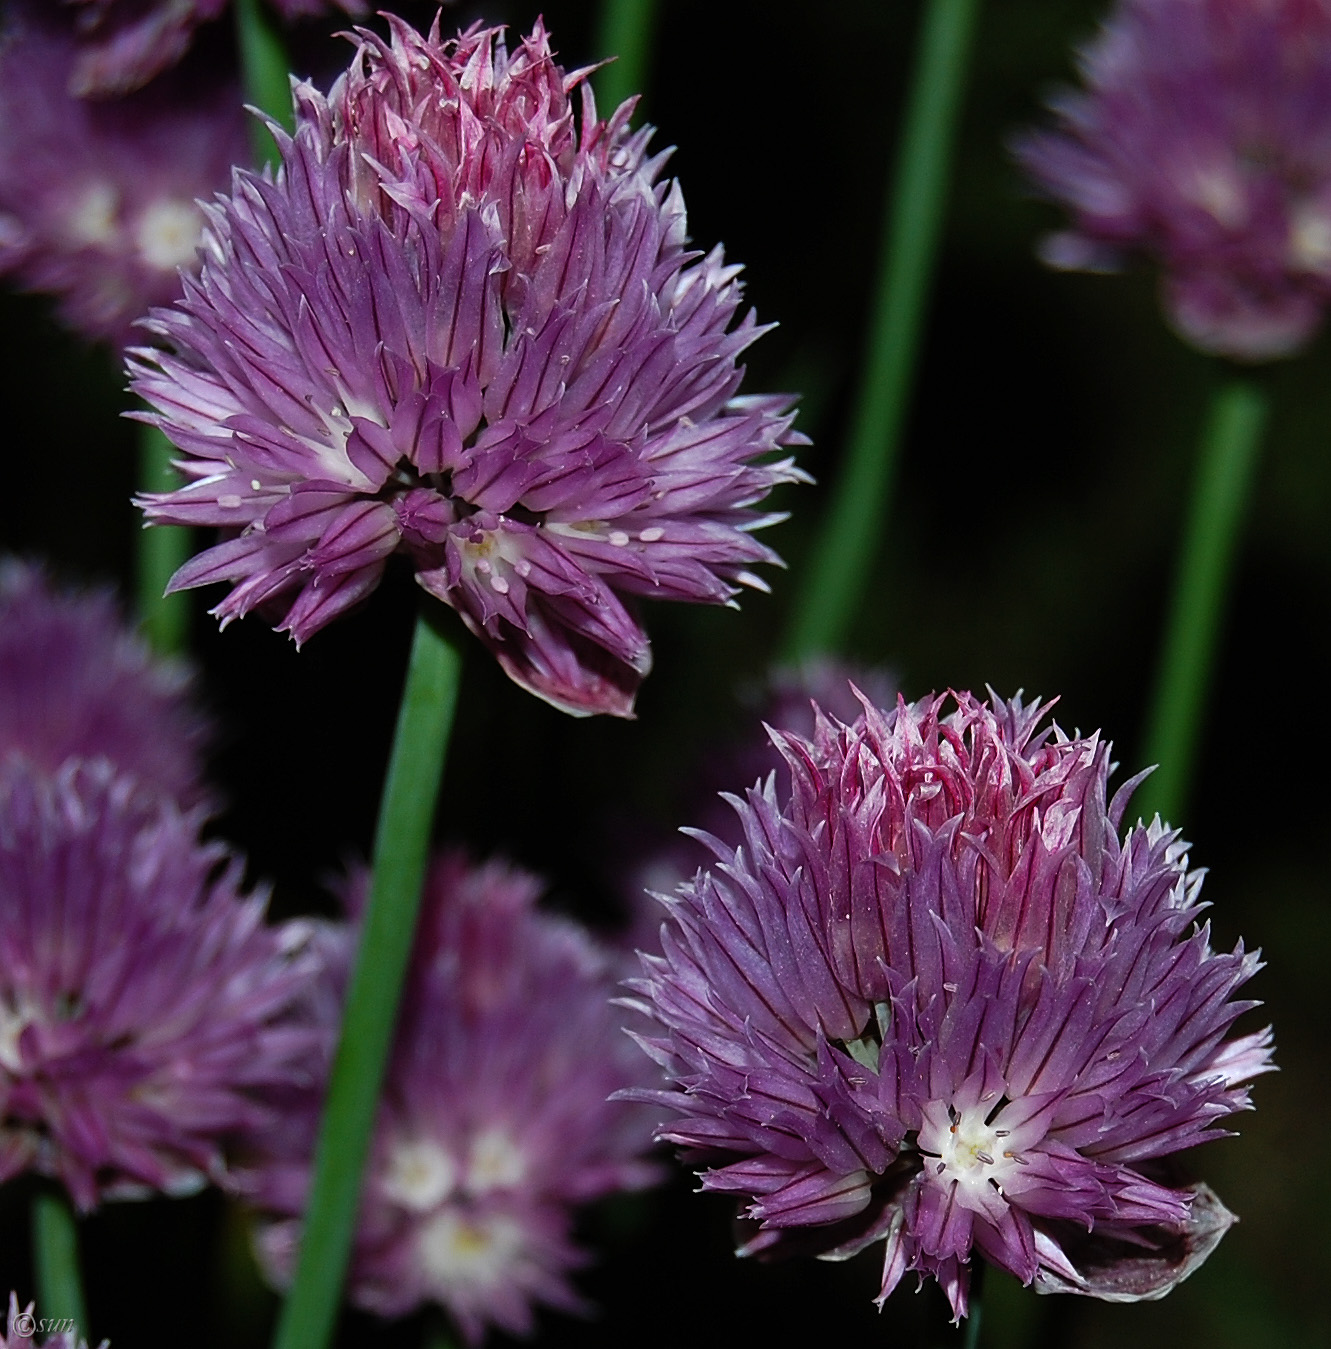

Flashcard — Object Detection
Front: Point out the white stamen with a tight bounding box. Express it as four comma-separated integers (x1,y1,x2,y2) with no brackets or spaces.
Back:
135,199,203,272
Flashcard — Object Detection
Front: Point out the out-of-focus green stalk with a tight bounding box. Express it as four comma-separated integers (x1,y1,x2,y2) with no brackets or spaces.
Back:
32,1190,88,1336
235,0,292,166
271,611,463,1349
594,0,659,113
1137,378,1267,825
782,0,981,660
137,423,190,655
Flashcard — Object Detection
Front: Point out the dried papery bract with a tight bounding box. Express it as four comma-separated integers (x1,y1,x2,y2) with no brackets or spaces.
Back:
1017,0,1331,360
236,853,659,1344
132,19,806,717
0,15,248,351
625,690,1272,1319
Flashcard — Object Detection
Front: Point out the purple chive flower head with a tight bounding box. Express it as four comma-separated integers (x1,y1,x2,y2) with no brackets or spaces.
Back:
0,560,210,806
1,1296,98,1349
1016,0,1331,360
238,852,658,1343
625,690,1273,1319
131,18,806,716
60,0,364,98
0,16,248,352
0,758,317,1211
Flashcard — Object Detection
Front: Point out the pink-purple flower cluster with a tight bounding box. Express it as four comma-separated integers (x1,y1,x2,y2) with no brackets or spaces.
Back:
0,561,318,1212
0,1295,97,1349
625,690,1272,1318
1016,0,1331,360
0,15,248,351
235,852,659,1343
132,18,806,716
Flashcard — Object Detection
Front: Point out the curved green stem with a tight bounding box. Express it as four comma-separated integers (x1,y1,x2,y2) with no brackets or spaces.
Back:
271,611,463,1349
782,0,981,660
137,423,190,655
1136,377,1267,826
594,0,659,115
235,0,293,167
32,1189,88,1337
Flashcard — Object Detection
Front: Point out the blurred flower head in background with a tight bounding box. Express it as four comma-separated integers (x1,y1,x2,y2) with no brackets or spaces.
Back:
0,13,250,352
237,851,659,1342
0,559,211,806
625,690,1273,1319
1016,0,1331,360
132,18,806,716
60,0,364,97
0,759,318,1211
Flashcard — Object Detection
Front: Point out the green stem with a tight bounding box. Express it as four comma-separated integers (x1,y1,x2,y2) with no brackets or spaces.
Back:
235,0,293,167
137,423,190,655
594,0,659,114
781,0,981,660
271,610,463,1349
1137,378,1267,825
960,1261,984,1349
31,1189,88,1336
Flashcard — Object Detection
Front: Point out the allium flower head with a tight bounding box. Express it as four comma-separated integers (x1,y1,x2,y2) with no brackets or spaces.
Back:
1016,0,1331,360
238,852,659,1343
60,0,363,98
1,1295,99,1349
0,560,210,806
0,15,248,351
625,690,1273,1318
0,757,317,1211
132,18,806,716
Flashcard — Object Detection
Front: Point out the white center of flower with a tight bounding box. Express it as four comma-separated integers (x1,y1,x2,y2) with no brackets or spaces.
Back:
134,199,203,272
1186,164,1248,229
67,182,120,247
0,994,40,1073
381,1137,459,1211
416,1209,526,1295
917,1099,1022,1214
1289,202,1331,273
466,1127,527,1193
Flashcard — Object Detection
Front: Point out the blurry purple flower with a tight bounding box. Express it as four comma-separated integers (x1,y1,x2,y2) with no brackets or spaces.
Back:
0,560,210,806
624,690,1273,1319
1,1295,100,1349
235,852,659,1343
1016,0,1331,360
0,757,318,1211
60,0,363,98
131,19,806,717
0,16,249,351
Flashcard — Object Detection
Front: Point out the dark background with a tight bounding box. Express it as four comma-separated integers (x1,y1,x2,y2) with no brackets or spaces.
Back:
1,1,1325,1346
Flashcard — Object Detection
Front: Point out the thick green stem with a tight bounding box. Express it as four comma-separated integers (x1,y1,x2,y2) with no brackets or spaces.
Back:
271,611,463,1349
782,0,981,660
137,423,190,655
235,0,293,167
1137,378,1267,825
594,0,659,114
31,1190,88,1336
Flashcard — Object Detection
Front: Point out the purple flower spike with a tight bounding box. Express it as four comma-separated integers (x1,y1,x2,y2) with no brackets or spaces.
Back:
60,0,364,98
0,560,210,806
1016,0,1331,361
0,758,318,1211
0,15,249,351
624,690,1273,1319
131,18,807,717
1,1295,98,1349
236,852,659,1343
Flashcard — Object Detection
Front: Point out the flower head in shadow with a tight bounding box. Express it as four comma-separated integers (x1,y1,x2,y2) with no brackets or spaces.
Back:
132,18,806,716
624,690,1272,1319
1016,0,1331,360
